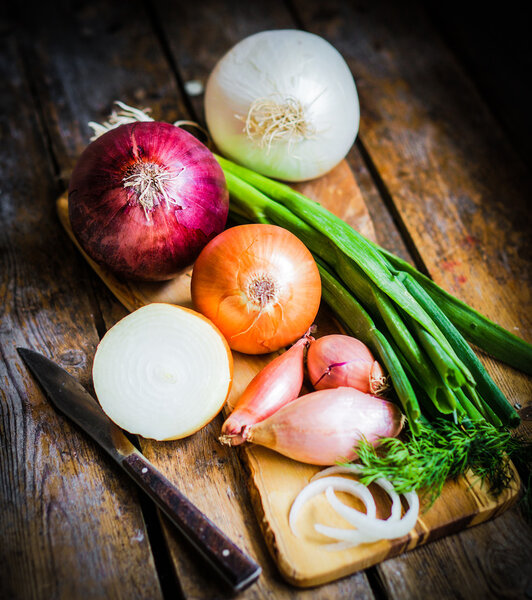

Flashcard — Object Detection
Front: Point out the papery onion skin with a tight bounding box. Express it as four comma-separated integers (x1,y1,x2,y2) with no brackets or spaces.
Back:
205,29,359,182
307,334,388,395
69,122,229,281
246,387,404,465
220,331,313,445
191,224,321,354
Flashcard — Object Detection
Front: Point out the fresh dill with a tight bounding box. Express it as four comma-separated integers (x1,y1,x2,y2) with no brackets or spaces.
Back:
352,417,531,516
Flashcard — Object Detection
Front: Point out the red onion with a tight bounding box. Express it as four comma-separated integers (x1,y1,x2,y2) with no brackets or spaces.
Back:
307,334,388,395
69,122,229,281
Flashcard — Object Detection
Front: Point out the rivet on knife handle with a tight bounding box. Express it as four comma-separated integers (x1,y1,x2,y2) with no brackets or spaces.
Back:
122,452,261,592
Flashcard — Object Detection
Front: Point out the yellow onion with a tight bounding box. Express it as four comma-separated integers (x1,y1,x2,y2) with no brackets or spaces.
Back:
191,224,321,354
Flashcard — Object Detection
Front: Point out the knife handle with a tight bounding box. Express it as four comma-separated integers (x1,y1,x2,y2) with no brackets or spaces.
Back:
122,452,261,592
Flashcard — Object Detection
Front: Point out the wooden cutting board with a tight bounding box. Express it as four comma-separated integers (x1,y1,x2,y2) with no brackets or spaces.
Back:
56,161,520,587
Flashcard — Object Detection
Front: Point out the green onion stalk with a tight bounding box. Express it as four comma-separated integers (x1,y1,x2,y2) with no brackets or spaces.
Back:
216,154,530,510
86,104,530,508
218,157,527,423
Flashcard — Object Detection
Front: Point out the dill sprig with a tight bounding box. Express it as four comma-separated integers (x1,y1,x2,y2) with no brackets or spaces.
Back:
353,417,532,515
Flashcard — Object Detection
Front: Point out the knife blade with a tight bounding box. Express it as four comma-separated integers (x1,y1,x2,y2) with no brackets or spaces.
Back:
17,347,261,592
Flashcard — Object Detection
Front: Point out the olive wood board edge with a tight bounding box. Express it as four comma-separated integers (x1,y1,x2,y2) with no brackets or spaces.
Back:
55,159,521,587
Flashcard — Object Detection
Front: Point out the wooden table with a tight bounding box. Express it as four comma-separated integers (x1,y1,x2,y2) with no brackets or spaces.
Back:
2,1,531,598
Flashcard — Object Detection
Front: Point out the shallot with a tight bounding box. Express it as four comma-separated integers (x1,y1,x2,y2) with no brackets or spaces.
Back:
220,331,313,445
244,387,404,465
307,334,388,395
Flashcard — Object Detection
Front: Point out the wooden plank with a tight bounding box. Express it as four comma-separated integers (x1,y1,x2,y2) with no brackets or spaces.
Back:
56,186,519,586
151,0,407,258
0,36,163,600
17,0,376,597
19,0,189,185
19,0,528,596
150,0,294,122
423,0,532,170
292,0,532,596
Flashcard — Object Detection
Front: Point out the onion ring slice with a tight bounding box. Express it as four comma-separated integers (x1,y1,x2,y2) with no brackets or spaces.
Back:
289,466,420,550
325,486,419,540
311,465,402,522
289,476,377,538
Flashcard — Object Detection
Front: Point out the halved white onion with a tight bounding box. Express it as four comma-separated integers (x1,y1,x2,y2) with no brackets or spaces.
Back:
92,303,233,440
289,476,376,538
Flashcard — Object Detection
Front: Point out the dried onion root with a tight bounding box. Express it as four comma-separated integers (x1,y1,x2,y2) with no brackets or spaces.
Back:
289,468,419,551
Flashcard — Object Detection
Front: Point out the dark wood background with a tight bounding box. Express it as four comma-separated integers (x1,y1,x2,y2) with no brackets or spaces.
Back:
1,0,531,598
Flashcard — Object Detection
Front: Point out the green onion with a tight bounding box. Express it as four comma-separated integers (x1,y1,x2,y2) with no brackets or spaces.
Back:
220,153,532,378
317,261,421,432
225,171,435,428
218,155,468,358
378,248,532,376
219,157,524,434
397,271,520,427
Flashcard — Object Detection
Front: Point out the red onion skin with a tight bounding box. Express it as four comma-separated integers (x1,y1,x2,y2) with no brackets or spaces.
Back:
247,387,404,465
307,334,387,394
220,333,313,445
68,122,229,281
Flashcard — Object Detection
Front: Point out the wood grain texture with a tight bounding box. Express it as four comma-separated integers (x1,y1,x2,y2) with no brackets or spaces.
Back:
293,0,532,596
56,155,520,586
0,35,162,600
17,0,188,187
13,0,531,596
18,0,376,596
121,452,261,592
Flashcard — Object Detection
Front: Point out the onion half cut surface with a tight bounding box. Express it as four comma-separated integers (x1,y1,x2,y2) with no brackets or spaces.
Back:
92,303,233,440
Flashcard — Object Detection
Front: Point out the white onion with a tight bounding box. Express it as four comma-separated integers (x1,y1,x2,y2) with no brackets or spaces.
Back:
288,468,420,551
205,29,359,182
325,486,420,540
92,303,233,440
289,476,376,538
311,466,402,521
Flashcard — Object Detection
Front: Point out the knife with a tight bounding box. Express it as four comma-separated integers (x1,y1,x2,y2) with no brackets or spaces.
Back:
17,347,261,593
